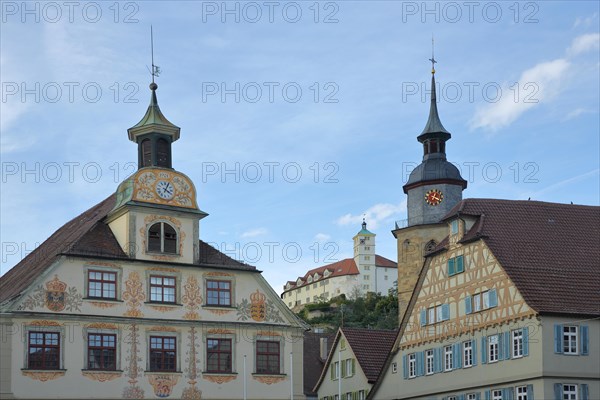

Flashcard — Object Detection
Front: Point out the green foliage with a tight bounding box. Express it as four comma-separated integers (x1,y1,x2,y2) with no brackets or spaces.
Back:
296,291,398,331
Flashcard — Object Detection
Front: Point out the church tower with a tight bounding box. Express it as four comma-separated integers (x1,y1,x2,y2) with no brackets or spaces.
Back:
106,82,207,263
394,55,467,321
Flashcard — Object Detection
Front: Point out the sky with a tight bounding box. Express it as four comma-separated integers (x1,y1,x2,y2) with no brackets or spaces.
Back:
1,1,599,294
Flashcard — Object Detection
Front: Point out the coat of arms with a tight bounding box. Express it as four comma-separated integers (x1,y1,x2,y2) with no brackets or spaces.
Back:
250,290,267,322
45,275,67,312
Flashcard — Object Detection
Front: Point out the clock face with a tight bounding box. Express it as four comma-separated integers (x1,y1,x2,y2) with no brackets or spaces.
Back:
425,189,444,206
155,180,174,199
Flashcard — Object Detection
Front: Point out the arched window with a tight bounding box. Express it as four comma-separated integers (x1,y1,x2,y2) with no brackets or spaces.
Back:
148,222,178,254
157,139,170,167
142,139,152,167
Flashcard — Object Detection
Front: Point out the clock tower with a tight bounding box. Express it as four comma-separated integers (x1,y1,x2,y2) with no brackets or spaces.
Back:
394,56,467,321
107,82,207,263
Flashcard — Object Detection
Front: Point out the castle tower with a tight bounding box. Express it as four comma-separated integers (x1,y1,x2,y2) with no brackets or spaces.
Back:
353,219,376,293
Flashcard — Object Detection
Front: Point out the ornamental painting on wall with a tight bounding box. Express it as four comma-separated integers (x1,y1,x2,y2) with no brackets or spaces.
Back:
236,290,284,323
18,275,83,312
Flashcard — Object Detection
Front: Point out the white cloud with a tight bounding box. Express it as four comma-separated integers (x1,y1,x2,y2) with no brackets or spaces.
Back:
336,202,405,229
241,228,268,238
470,33,599,132
563,108,597,121
573,13,598,28
567,33,600,56
314,233,331,242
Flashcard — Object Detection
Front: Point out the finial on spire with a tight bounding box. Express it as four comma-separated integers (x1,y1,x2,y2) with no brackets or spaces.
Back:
362,215,367,230
149,25,161,90
429,36,437,75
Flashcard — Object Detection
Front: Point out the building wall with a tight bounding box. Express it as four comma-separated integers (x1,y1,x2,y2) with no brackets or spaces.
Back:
317,334,370,400
374,266,396,295
0,318,14,399
283,275,360,310
394,223,447,323
1,257,305,399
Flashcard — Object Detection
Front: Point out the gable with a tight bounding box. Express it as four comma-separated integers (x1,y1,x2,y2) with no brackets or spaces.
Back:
400,239,534,348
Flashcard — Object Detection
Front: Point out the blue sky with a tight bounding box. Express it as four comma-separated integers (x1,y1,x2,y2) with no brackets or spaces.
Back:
1,1,599,293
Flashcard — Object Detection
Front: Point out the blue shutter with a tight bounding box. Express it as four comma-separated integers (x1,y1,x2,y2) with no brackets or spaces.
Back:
526,384,534,399
505,387,514,400
448,258,455,276
554,324,563,353
488,289,498,307
554,383,562,400
402,355,408,379
455,343,462,368
434,347,442,373
476,393,481,400
417,352,424,376
459,395,466,400
581,325,589,355
523,327,529,356
465,296,472,314
580,383,589,400
485,390,491,400
472,339,478,366
442,303,450,321
420,310,427,327
481,336,488,364
504,332,511,360
498,333,504,360
457,255,464,273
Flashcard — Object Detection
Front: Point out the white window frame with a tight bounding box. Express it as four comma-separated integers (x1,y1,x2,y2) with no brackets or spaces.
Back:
345,358,353,377
467,394,477,400
482,290,490,309
444,345,453,371
425,349,434,375
448,396,457,400
428,307,435,325
473,293,482,312
488,335,499,363
492,390,503,400
358,391,366,400
563,326,578,354
463,340,473,368
516,386,528,400
563,384,578,400
435,305,443,322
333,361,340,380
408,353,416,378
512,329,524,358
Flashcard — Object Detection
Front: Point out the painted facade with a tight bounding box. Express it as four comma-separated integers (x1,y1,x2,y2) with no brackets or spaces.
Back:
0,83,307,399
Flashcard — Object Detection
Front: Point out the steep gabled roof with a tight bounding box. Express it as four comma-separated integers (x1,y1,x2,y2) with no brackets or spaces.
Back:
1,194,256,304
440,198,600,316
313,327,398,392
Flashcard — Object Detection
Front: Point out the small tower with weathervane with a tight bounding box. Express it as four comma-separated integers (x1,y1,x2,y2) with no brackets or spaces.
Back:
353,219,376,294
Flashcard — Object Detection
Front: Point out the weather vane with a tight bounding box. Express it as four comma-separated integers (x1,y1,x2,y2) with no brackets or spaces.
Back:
148,25,161,84
429,36,437,74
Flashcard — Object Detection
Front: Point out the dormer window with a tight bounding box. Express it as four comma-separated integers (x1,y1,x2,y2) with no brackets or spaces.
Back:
148,222,177,254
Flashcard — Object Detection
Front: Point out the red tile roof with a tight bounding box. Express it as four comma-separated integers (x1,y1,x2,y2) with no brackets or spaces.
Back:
0,194,256,304
283,255,396,292
441,199,600,316
313,327,398,391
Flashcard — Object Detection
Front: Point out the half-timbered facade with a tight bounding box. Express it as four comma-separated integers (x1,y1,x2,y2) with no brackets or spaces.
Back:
370,199,600,400
0,83,307,400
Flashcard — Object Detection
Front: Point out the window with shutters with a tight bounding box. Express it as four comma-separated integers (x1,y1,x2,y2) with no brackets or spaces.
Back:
447,255,464,276
467,394,477,400
463,340,473,367
563,326,578,354
425,349,434,375
516,386,528,400
408,353,416,378
563,385,577,400
512,329,524,358
448,397,457,400
344,359,353,378
465,289,498,315
333,361,340,380
488,335,499,363
421,303,450,325
492,390,503,400
358,391,366,400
